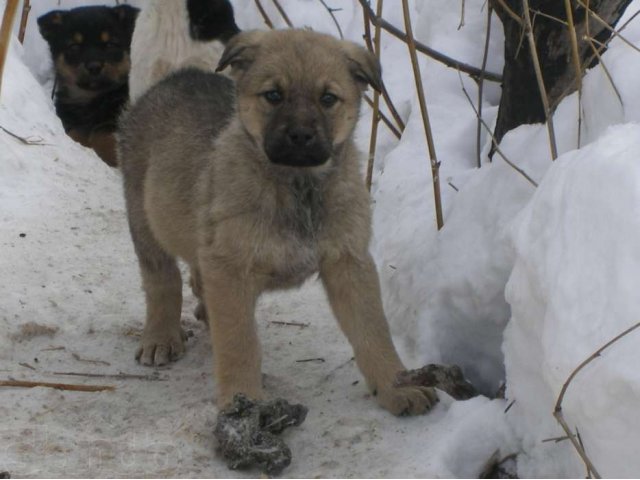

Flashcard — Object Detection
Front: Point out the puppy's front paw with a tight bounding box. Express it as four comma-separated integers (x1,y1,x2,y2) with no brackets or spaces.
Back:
376,385,438,416
136,328,187,366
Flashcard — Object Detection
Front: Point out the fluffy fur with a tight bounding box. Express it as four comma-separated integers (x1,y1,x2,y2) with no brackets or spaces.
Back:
118,30,437,416
128,0,239,101
38,5,139,166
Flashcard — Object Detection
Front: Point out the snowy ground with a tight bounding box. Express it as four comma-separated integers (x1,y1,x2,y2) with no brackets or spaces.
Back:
3,0,640,477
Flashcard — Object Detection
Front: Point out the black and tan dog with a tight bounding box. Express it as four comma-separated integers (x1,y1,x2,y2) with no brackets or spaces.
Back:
118,29,437,416
38,5,139,167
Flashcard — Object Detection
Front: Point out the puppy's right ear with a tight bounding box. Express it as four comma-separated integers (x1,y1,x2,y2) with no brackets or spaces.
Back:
216,30,265,77
37,10,66,44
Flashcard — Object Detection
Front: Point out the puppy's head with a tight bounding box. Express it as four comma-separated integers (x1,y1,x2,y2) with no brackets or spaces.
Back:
217,29,382,169
38,5,139,95
186,0,240,42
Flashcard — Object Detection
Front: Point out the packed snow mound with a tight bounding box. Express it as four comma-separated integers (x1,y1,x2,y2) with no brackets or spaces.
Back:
504,124,640,478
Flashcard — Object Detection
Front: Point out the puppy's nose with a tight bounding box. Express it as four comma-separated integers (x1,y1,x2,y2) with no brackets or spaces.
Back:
287,127,316,148
85,62,104,76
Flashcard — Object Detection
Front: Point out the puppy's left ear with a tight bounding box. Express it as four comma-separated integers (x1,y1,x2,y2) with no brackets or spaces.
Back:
112,5,140,41
216,30,266,77
341,41,383,94
37,10,66,44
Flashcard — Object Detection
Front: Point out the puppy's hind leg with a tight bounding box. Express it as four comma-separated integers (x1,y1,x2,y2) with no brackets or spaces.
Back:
124,185,186,366
189,267,208,325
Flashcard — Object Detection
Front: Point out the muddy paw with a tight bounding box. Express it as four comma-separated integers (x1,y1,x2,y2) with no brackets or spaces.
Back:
135,328,187,366
377,384,439,416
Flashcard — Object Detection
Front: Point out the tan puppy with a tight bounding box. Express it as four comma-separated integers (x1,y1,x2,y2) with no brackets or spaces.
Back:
118,29,437,416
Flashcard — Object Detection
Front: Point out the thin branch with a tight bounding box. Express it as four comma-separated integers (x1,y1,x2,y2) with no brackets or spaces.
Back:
0,379,115,392
477,5,493,168
458,0,466,30
17,0,30,44
0,125,47,145
271,0,293,28
553,321,640,479
0,0,20,97
459,72,538,187
53,371,164,381
564,0,583,148
493,0,523,25
357,0,502,83
254,0,274,29
363,94,402,139
576,0,640,55
365,0,384,191
522,0,558,160
402,0,444,230
317,0,343,39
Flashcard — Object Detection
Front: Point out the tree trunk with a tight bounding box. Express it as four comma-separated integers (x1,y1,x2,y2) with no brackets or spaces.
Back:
490,0,633,153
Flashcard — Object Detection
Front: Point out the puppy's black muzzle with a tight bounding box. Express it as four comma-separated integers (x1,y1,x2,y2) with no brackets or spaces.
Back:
264,126,331,167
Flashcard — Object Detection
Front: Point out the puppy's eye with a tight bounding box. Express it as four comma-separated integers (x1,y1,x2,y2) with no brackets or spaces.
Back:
320,92,338,108
263,90,283,104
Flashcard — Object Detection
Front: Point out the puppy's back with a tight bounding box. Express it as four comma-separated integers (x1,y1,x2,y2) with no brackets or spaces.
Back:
119,68,234,176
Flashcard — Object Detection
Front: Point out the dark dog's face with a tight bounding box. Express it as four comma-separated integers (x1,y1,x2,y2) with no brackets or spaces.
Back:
217,30,382,169
38,5,139,97
186,0,240,42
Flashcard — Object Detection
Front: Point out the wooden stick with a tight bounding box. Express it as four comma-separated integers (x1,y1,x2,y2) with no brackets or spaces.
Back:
564,0,583,149
521,0,558,160
0,0,20,97
17,0,29,44
553,321,640,479
363,94,402,139
317,0,343,39
476,5,493,168
254,0,274,29
365,0,383,192
402,0,444,230
0,379,115,392
357,0,502,83
271,0,293,28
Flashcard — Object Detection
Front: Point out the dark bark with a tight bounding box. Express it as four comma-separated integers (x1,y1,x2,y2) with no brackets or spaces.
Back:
490,0,633,153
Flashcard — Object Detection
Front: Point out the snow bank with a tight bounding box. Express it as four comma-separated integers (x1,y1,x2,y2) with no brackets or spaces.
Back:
505,124,640,478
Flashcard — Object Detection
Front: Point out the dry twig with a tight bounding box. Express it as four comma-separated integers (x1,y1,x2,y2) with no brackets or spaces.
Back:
0,379,115,392
365,0,384,191
458,72,538,187
0,0,20,97
317,0,343,39
402,0,444,230
564,0,584,148
553,321,640,479
17,0,29,44
476,5,493,167
521,0,558,160
254,0,274,29
271,0,293,28
357,0,502,83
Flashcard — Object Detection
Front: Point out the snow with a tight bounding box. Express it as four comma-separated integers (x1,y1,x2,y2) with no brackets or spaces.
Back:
3,0,640,477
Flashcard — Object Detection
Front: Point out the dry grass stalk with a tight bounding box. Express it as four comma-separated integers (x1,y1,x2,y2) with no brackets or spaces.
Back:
493,0,523,25
459,72,538,187
254,0,274,29
521,0,558,160
0,0,20,97
476,5,493,168
363,94,402,139
401,0,444,230
576,0,640,55
17,0,29,44
317,0,344,39
365,0,384,191
271,0,293,28
0,379,115,392
357,0,502,83
553,321,640,479
564,0,584,148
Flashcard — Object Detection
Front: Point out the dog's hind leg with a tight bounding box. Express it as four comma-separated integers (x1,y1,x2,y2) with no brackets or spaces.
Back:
124,180,186,366
189,267,208,324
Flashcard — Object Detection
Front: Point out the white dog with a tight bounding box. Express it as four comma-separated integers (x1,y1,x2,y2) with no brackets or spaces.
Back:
129,0,239,101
